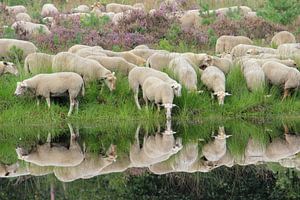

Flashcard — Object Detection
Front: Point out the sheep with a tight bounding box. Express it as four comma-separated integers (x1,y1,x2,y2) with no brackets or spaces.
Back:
68,44,91,54
14,72,85,116
72,5,90,13
75,46,106,58
277,43,300,59
106,3,144,13
146,52,180,70
202,127,231,162
209,56,233,74
0,163,19,177
99,155,131,175
201,66,231,105
271,31,296,47
241,58,266,91
245,11,257,19
5,5,27,15
241,57,297,68
181,53,212,71
0,61,19,76
262,61,300,100
168,57,198,91
128,67,182,110
179,9,202,30
215,35,253,54
113,52,146,66
52,52,117,91
231,44,277,59
0,39,37,58
12,21,51,36
130,48,168,60
86,55,137,75
24,53,54,74
215,6,252,16
15,12,31,22
134,44,150,50
242,53,281,60
41,4,59,17
16,124,84,167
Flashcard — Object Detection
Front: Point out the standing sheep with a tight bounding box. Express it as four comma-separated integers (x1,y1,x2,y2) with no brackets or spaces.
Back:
128,67,181,110
215,35,253,54
24,53,54,74
14,72,85,116
146,52,180,70
72,5,90,13
168,57,198,91
231,44,276,59
262,61,300,100
271,31,296,47
241,58,266,91
0,61,19,76
130,48,168,60
277,43,300,59
12,21,51,36
0,39,37,58
5,5,27,15
15,12,31,22
201,66,231,105
209,56,233,74
68,44,91,54
41,4,59,17
52,52,116,91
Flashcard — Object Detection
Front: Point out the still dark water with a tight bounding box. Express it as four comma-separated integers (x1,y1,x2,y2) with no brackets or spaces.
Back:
1,119,300,199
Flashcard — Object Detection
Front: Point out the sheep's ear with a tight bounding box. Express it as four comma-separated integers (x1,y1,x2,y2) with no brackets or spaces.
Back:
171,85,175,89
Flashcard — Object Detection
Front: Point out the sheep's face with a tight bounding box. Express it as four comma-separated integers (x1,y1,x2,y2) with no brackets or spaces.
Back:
0,61,18,76
172,138,183,153
200,55,213,69
287,59,297,68
171,83,182,97
214,91,231,105
104,72,117,91
14,82,28,96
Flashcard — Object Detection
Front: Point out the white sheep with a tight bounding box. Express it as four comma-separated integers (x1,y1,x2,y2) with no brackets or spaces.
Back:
15,12,31,22
179,9,202,30
237,138,265,166
0,39,37,58
181,53,212,70
0,163,19,177
86,55,137,75
277,43,300,59
201,66,231,105
209,56,233,74
75,46,106,58
12,21,51,36
262,61,300,100
68,44,91,54
41,4,59,17
168,57,198,91
106,3,144,13
134,44,149,50
99,50,146,66
130,48,168,60
241,57,297,68
128,67,181,110
0,61,19,76
99,155,131,175
231,44,277,59
147,52,180,70
24,53,54,74
16,124,84,166
5,5,27,15
271,31,296,47
215,35,253,54
241,58,266,91
52,52,117,91
14,72,85,116
72,5,90,13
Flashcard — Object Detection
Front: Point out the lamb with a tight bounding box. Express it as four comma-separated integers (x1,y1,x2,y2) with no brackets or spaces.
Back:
201,66,231,105
12,21,51,36
271,31,296,47
24,53,54,74
15,12,31,22
52,52,117,91
86,55,137,75
241,58,266,91
0,39,37,58
231,44,276,59
14,72,85,116
277,43,300,59
5,5,27,15
15,124,84,167
72,5,90,13
168,57,198,91
41,4,59,17
0,61,19,76
202,127,231,162
215,35,253,54
68,44,91,54
262,61,300,100
128,67,182,110
146,52,180,70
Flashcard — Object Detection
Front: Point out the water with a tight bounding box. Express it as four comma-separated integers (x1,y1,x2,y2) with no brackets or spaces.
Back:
1,119,300,199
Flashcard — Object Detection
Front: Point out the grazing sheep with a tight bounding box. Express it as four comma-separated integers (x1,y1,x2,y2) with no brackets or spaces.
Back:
41,4,59,17
14,72,85,116
215,35,253,54
15,12,31,22
75,46,106,58
181,53,212,70
0,39,37,58
117,52,146,66
210,56,233,74
5,5,27,15
72,5,90,13
271,31,296,46
277,43,300,59
99,155,131,174
241,57,297,68
142,77,177,119
262,61,300,100
0,61,18,76
86,55,137,75
68,44,91,54
202,127,231,162
241,58,265,91
147,52,180,70
128,67,181,110
179,9,202,30
24,53,54,74
16,124,84,167
52,52,117,91
168,57,198,91
12,21,51,36
130,49,168,60
242,53,281,60
201,66,231,105
134,44,149,50
231,44,276,59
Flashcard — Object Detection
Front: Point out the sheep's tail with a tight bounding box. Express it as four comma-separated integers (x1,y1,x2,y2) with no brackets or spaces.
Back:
81,81,85,96
24,57,30,74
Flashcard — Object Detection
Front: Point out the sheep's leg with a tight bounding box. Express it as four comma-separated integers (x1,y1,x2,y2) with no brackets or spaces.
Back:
36,97,40,106
282,89,290,101
134,88,141,110
68,123,77,147
75,99,79,114
156,104,161,112
135,125,141,147
211,93,214,99
47,132,51,143
166,107,172,120
68,98,75,117
46,97,51,108
143,93,148,109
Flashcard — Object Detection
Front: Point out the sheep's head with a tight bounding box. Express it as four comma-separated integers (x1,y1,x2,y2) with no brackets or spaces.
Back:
14,81,28,96
172,137,183,153
0,61,18,76
103,72,117,91
105,144,117,163
286,59,297,68
171,82,182,97
213,91,231,105
200,55,213,70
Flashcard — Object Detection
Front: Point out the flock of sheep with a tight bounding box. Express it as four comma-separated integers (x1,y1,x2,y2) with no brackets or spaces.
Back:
1,122,300,181
0,2,300,119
